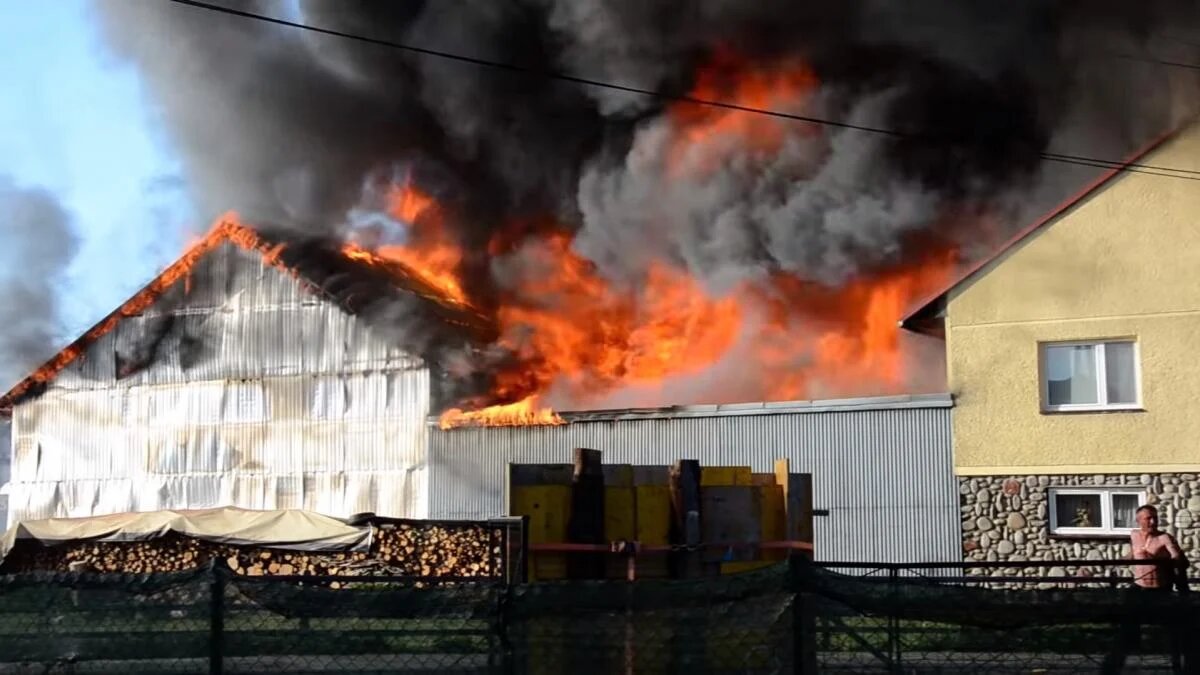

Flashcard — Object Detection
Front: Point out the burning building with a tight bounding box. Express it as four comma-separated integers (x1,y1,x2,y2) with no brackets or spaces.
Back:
0,215,959,566
3,1,1197,568
0,219,494,524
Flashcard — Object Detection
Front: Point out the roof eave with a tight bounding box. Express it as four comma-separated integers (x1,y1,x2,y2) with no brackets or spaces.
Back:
897,123,1189,332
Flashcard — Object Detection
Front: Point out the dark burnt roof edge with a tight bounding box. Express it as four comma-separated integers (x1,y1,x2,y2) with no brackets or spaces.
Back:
0,219,491,416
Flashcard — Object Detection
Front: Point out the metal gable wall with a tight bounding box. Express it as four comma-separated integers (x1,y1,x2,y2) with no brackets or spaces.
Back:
5,244,432,527
0,420,9,529
428,394,958,563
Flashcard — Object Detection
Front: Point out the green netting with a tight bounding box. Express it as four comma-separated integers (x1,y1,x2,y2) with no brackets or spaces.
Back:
795,560,1200,673
1,559,1198,674
795,562,1200,627
507,563,795,674
0,565,216,672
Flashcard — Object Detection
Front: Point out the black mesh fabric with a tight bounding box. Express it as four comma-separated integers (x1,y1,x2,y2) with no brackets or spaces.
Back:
794,560,1200,673
0,565,215,672
2,559,1199,673
506,563,795,674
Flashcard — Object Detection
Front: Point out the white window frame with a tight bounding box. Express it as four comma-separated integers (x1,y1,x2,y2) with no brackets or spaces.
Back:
1047,487,1146,536
1038,339,1142,412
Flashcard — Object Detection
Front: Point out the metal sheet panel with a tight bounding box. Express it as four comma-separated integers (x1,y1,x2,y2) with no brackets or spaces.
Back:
7,368,432,523
0,420,10,528
7,244,433,524
428,394,958,563
53,243,420,392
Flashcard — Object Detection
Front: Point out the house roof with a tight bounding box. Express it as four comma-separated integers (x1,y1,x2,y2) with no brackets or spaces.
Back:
0,217,495,414
898,127,1183,335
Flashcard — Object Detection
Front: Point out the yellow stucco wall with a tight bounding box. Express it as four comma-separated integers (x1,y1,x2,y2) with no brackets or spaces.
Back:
947,123,1200,474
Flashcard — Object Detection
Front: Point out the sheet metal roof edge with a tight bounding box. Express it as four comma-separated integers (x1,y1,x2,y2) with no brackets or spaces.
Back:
0,217,490,415
897,124,1188,335
429,392,952,428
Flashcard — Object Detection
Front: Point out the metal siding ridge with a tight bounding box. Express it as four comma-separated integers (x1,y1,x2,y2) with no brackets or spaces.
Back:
427,405,957,564
427,392,952,428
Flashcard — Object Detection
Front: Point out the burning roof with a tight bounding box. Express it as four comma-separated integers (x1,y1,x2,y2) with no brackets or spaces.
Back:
0,217,495,415
17,4,1199,427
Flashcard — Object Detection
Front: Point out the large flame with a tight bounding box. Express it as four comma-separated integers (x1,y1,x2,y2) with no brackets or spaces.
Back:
343,179,470,306
668,47,819,176
439,397,564,430
3,52,957,426
430,51,956,428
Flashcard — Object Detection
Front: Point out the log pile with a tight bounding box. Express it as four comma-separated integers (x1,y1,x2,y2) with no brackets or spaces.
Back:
375,523,497,576
1,522,505,580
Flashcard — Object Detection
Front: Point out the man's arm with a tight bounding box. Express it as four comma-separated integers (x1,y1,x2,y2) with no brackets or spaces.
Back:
1165,533,1185,559
1165,534,1191,592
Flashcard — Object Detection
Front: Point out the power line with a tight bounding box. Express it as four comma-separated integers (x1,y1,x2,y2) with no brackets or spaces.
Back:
167,0,1200,181
1110,52,1200,72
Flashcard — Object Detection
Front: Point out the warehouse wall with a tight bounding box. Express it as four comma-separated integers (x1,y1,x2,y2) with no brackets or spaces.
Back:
6,244,432,523
0,420,9,529
428,394,957,563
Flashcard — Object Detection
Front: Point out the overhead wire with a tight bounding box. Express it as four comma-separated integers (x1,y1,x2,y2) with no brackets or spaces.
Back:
166,0,1200,182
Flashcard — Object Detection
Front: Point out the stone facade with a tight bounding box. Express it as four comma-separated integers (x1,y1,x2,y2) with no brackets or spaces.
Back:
961,473,1200,578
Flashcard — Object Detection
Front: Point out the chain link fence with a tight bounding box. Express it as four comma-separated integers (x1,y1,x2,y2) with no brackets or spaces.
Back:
1,557,1198,673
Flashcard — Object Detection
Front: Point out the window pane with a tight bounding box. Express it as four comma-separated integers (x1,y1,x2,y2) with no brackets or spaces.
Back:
1054,493,1102,528
1044,345,1098,406
1104,342,1138,404
1112,494,1140,529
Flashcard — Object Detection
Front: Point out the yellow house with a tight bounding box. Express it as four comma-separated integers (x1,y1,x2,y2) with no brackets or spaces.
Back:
902,123,1200,567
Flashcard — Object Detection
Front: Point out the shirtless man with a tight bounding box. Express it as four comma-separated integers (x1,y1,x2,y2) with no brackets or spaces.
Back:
1130,504,1184,590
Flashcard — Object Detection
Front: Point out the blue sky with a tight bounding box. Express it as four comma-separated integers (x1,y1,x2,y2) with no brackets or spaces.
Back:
0,0,194,340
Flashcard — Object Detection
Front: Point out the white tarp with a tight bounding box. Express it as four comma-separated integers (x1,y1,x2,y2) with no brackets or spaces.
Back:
0,505,373,564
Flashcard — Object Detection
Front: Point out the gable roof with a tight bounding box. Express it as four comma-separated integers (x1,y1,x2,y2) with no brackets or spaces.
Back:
0,217,495,414
899,127,1184,336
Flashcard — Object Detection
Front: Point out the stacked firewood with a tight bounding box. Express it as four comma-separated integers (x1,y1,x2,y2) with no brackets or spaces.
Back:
374,523,499,576
1,523,504,580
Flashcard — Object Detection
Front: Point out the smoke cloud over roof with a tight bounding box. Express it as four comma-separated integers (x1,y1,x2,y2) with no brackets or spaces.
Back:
81,0,1200,410
0,177,80,389
92,0,1199,280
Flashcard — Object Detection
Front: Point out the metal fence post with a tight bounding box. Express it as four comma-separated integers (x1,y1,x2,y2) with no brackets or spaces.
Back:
518,515,530,584
790,556,818,674
209,561,226,675
888,567,901,674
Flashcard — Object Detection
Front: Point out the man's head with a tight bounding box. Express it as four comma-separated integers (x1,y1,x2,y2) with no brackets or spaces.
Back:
1136,504,1159,532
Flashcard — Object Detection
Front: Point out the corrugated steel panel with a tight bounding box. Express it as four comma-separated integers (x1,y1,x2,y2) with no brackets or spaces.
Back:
8,244,433,525
0,420,10,528
428,394,958,563
7,369,431,524
54,244,418,391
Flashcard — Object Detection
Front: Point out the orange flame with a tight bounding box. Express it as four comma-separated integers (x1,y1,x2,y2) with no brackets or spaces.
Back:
342,180,469,306
752,249,958,402
2,50,960,428
439,396,565,430
485,233,742,402
422,49,957,427
668,47,818,176
1,215,305,411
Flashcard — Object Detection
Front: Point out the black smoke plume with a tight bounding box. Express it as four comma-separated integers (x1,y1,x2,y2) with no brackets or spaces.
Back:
91,0,1199,279
0,177,80,389
87,0,1200,403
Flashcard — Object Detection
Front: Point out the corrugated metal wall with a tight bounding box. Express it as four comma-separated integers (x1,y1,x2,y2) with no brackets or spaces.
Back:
428,395,958,563
6,244,432,525
0,420,9,528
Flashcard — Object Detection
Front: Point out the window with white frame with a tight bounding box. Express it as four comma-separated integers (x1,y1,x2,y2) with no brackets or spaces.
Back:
1039,340,1140,411
1048,488,1145,536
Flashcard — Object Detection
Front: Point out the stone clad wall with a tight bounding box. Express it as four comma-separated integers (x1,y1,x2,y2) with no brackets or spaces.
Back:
961,473,1200,578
